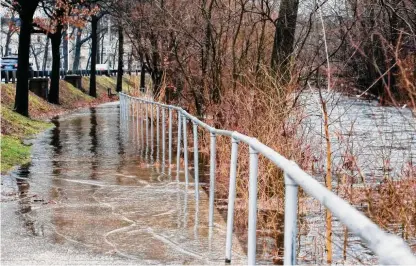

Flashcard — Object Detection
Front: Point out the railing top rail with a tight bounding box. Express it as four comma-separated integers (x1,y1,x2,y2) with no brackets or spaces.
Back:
119,92,416,265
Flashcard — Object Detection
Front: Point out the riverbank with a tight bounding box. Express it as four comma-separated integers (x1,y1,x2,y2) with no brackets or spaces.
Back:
1,75,138,173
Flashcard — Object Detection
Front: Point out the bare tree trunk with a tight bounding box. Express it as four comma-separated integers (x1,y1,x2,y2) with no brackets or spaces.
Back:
90,15,99,97
96,19,101,65
271,0,299,83
86,50,91,70
100,35,105,64
63,29,68,70
48,25,63,104
231,2,244,91
99,19,105,65
128,46,133,74
116,23,124,92
14,0,40,117
256,20,266,77
4,25,14,56
30,45,40,70
149,33,162,96
112,39,118,69
42,36,49,71
140,53,146,90
73,28,82,71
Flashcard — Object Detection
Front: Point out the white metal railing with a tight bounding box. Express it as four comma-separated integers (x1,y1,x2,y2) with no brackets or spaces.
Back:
118,93,416,265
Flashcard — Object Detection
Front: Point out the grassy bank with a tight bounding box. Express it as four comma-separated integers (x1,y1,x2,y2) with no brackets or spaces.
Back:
0,106,51,172
1,75,139,173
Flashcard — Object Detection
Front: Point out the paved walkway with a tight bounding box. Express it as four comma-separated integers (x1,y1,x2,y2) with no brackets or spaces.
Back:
1,102,246,265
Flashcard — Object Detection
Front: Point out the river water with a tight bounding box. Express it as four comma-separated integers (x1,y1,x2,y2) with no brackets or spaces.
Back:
300,90,416,180
295,91,416,264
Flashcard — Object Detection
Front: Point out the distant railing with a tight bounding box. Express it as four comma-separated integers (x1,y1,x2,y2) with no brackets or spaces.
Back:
118,93,416,265
0,69,141,83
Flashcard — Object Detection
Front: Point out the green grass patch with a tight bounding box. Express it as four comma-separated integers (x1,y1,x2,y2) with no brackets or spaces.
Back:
1,83,59,117
1,106,52,173
1,106,52,138
59,80,94,108
81,75,140,97
0,84,16,109
1,135,31,173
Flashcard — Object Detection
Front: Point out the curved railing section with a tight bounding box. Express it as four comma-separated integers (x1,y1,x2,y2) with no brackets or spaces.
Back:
118,92,416,265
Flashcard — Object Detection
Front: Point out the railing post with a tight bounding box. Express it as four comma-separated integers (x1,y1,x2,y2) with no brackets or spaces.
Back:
127,96,129,121
151,103,154,159
125,96,127,120
183,184,189,227
118,93,124,118
124,95,126,120
119,94,122,117
134,99,136,122
141,101,145,150
132,97,136,119
176,112,182,180
284,172,299,266
162,107,166,172
137,100,141,141
192,122,199,200
168,108,173,174
122,95,125,120
194,196,200,239
126,97,129,120
126,96,128,121
128,97,131,120
156,105,160,161
139,100,142,141
208,132,216,227
225,137,239,263
138,100,141,137
129,97,132,121
146,102,149,152
183,116,189,184
247,146,259,266
132,99,136,142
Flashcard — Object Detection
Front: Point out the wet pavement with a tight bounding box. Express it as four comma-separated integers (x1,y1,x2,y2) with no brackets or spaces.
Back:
1,102,246,265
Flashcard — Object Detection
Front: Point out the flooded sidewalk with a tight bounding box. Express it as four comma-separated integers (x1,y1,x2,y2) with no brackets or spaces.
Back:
1,102,246,265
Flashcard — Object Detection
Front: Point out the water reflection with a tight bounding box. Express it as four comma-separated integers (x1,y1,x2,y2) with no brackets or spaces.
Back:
89,108,98,180
2,103,245,264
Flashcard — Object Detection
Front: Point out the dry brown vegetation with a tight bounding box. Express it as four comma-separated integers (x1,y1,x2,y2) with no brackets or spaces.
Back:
114,0,416,263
